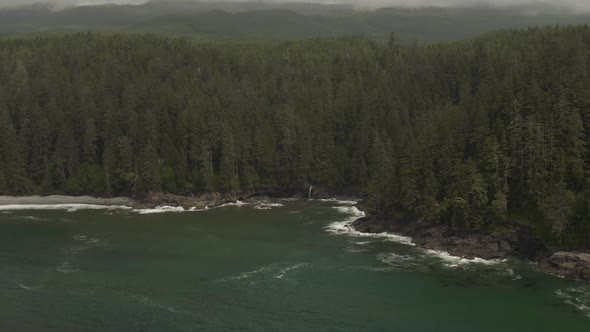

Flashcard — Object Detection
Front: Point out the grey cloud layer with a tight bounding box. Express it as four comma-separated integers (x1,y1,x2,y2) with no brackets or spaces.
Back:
1,0,589,12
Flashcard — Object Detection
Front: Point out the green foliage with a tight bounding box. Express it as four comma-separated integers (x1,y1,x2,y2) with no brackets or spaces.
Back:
66,163,106,195
161,166,177,193
0,27,589,248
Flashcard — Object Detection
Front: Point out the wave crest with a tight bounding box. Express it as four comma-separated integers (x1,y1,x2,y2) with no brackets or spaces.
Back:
555,286,590,318
0,204,132,211
326,206,415,246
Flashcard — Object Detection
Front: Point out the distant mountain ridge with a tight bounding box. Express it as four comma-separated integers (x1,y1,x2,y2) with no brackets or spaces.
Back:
0,1,588,41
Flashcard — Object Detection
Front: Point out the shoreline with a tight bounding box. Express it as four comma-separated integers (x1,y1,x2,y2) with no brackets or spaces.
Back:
0,186,361,210
0,191,285,210
2,193,588,281
0,188,360,212
349,205,590,282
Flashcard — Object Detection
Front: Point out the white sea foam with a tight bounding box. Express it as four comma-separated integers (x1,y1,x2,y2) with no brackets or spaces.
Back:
424,249,506,267
10,216,48,221
9,280,36,291
254,202,284,210
138,296,177,313
345,246,370,253
134,205,186,214
62,246,89,254
221,262,309,281
326,206,416,246
0,204,132,211
555,286,590,318
56,262,79,274
223,266,270,281
318,198,358,205
73,235,87,241
503,268,522,280
274,263,308,279
218,200,247,208
87,238,101,244
327,204,511,268
376,253,426,272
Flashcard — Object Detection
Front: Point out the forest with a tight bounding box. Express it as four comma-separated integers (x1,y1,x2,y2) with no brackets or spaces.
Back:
0,26,589,248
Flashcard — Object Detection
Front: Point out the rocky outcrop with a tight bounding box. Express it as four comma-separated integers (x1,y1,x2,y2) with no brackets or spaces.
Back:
406,226,546,261
538,252,590,281
412,233,513,260
134,186,362,210
352,213,590,281
135,191,270,209
352,216,403,234
353,215,546,261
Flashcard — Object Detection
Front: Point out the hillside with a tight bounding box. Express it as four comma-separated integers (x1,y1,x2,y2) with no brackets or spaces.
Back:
1,27,589,250
0,2,589,41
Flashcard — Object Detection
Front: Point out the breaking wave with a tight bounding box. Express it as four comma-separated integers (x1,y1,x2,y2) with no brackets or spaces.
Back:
345,246,370,253
274,263,309,279
375,253,426,272
220,265,272,281
8,279,37,292
254,202,284,210
424,249,507,268
218,200,247,208
10,215,49,221
134,206,186,214
555,286,590,318
503,268,523,280
318,198,358,205
0,204,132,212
58,234,105,273
73,235,87,241
219,262,309,282
325,206,415,246
328,203,507,270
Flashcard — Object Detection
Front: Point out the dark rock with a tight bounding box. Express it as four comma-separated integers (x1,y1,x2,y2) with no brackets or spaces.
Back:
514,226,546,260
537,252,590,281
550,252,590,265
485,241,499,253
499,240,512,253
349,203,590,281
441,237,462,247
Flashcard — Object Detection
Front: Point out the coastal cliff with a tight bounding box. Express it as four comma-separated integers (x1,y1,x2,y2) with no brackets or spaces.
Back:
352,214,590,281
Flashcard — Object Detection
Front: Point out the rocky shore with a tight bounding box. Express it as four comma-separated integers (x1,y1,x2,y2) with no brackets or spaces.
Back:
0,186,357,211
134,186,358,210
352,214,590,281
0,191,279,211
4,192,588,281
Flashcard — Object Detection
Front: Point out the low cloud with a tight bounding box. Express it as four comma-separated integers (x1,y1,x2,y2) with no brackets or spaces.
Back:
0,0,589,13
0,0,147,8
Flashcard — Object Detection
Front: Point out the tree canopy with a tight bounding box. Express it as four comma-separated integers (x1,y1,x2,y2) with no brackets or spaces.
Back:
0,26,589,248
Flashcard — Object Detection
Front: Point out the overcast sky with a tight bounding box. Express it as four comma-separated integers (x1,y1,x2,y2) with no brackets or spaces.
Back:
1,0,589,12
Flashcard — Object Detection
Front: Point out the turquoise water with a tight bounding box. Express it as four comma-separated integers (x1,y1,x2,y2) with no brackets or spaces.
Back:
0,200,588,331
